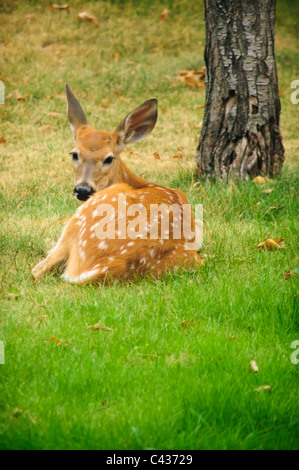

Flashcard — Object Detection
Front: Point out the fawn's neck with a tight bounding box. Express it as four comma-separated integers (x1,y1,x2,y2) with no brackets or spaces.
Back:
117,159,150,189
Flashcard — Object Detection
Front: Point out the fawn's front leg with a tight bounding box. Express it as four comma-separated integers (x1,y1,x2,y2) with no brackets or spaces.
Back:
32,226,71,281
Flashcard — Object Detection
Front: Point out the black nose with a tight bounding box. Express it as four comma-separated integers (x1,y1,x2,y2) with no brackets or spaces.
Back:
74,183,94,201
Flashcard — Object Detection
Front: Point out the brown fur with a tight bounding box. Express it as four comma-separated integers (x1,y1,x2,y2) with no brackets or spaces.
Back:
32,90,202,284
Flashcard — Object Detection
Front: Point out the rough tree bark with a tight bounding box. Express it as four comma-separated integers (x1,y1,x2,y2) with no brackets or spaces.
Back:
196,0,284,180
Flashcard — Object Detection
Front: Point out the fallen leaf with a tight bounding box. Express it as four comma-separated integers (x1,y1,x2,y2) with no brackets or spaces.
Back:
114,52,120,62
284,269,298,280
177,147,186,158
45,112,63,117
176,67,206,89
257,238,285,251
14,90,26,101
252,176,266,185
250,360,259,373
254,385,271,392
59,217,69,224
46,336,69,346
0,137,6,144
25,14,37,20
128,151,141,158
261,188,273,194
181,319,198,327
47,336,62,346
159,9,171,20
119,96,132,103
42,40,55,48
87,321,113,332
78,12,99,24
39,125,53,133
153,152,160,160
101,99,110,108
49,3,69,9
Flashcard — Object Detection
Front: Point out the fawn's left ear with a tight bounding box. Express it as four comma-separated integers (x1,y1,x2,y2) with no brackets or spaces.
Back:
116,98,158,147
65,83,88,134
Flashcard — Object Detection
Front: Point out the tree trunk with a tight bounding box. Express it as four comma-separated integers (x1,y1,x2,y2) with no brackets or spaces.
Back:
196,0,284,180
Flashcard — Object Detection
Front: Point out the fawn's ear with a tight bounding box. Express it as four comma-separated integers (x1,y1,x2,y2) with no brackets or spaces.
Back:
65,83,88,133
116,98,158,147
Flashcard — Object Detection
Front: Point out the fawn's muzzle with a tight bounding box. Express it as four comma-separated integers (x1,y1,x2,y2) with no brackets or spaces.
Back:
74,183,95,201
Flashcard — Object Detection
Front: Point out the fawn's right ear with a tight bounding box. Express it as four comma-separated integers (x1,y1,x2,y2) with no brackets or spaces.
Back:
116,98,158,149
65,84,88,134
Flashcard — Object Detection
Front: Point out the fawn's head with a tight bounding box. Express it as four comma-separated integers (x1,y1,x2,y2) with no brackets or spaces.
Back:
66,84,158,201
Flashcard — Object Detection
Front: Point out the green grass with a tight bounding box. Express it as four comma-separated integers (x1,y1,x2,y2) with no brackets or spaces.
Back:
0,0,298,450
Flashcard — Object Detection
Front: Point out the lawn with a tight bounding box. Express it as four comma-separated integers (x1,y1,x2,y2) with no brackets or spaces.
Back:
0,0,298,450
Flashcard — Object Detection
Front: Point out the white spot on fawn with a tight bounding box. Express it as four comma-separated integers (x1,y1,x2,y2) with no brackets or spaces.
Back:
98,241,108,250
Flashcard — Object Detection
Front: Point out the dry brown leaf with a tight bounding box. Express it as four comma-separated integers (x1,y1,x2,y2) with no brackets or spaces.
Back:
45,112,63,117
119,96,132,103
46,335,69,346
25,14,37,20
49,3,69,9
47,336,62,346
181,319,198,327
254,385,271,392
284,270,298,280
159,9,171,20
39,125,53,133
0,137,6,144
257,238,285,251
176,67,206,89
114,52,120,62
87,321,113,332
261,188,274,194
252,176,266,185
250,360,259,373
101,99,110,108
14,90,26,101
177,147,186,158
78,12,99,24
153,152,160,160
128,151,141,158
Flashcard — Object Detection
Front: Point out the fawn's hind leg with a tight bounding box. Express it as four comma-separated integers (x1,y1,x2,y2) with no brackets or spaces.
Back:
32,225,72,281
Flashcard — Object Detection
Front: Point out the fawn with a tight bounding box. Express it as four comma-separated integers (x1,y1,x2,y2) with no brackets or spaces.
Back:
32,85,203,284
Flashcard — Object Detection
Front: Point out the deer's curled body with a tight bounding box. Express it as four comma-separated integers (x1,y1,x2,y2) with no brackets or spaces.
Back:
32,85,203,284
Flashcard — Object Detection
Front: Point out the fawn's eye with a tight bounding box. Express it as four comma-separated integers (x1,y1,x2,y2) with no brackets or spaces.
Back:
103,156,114,165
70,152,79,161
